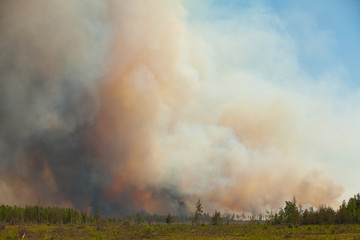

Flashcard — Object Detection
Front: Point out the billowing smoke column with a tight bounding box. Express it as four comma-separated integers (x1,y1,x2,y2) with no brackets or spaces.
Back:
0,0,346,215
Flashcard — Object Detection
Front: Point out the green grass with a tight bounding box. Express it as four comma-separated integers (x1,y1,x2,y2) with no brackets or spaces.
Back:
1,223,360,239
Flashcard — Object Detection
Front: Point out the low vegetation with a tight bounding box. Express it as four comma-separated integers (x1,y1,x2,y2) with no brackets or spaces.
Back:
0,222,360,239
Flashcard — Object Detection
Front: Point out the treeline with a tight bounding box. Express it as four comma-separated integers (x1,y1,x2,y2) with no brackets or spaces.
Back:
270,194,360,225
0,205,94,225
0,204,188,226
1,194,360,226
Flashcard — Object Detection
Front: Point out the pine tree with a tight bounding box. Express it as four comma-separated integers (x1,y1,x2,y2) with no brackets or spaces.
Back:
194,199,203,224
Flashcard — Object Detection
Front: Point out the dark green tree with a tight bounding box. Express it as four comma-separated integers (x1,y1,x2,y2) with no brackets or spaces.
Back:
165,213,173,224
317,205,335,224
93,210,100,224
211,210,222,225
284,197,300,225
193,199,203,224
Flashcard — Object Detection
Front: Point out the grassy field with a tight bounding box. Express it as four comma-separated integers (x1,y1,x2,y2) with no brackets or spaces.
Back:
1,223,360,239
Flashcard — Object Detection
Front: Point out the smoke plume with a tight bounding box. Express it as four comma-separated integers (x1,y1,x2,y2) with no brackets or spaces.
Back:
1,0,355,215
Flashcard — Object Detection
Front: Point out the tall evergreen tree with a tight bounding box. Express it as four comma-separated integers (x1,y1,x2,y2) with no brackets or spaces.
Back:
194,199,203,224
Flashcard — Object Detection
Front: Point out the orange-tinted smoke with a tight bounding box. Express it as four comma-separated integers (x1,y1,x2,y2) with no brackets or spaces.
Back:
93,0,196,213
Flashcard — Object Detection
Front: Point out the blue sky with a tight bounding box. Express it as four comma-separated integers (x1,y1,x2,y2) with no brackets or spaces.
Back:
268,0,360,89
186,0,360,90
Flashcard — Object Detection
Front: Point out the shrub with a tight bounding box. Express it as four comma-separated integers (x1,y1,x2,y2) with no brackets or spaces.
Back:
143,226,154,235
0,221,5,231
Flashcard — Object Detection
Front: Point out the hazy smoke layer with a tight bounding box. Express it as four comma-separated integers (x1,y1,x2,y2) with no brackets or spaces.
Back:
0,0,347,214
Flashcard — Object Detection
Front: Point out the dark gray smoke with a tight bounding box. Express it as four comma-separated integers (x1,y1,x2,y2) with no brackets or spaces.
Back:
0,0,111,210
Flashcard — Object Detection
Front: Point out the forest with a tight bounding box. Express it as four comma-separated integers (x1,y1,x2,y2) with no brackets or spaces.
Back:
1,194,360,226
